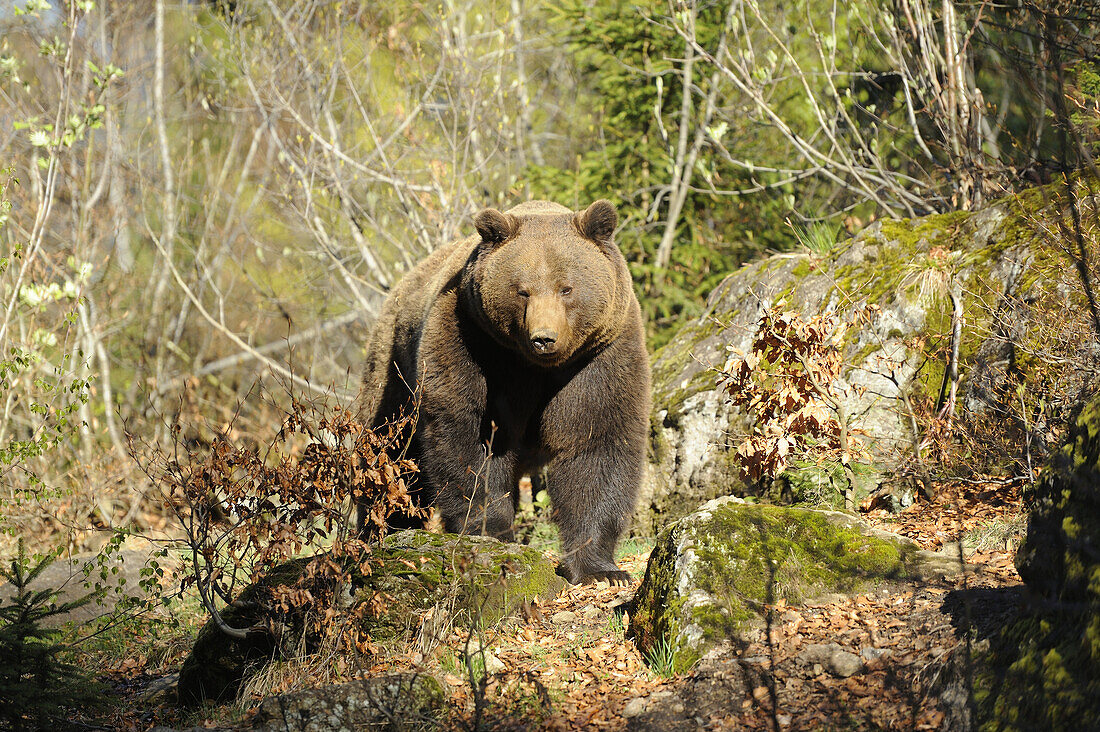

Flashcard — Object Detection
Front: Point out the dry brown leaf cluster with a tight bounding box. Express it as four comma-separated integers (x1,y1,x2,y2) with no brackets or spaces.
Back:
720,303,874,484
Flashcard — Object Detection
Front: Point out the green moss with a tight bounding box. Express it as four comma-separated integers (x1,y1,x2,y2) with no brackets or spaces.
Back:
649,410,670,465
790,258,813,279
178,531,564,706
973,610,1100,730
629,501,918,673
651,315,725,393
658,367,721,425
851,340,884,366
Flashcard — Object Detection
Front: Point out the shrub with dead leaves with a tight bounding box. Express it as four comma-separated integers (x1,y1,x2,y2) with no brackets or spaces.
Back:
150,398,420,656
719,303,874,509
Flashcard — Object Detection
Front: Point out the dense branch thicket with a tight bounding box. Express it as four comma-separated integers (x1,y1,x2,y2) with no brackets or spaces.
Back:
0,0,1096,549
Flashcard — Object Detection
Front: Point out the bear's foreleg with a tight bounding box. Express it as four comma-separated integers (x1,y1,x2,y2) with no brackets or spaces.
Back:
418,424,519,541
546,443,640,585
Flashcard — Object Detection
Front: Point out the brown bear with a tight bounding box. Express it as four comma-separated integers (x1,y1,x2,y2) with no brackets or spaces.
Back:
357,200,650,584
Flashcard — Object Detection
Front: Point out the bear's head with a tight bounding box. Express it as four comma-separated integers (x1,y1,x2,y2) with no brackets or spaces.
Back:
467,200,630,367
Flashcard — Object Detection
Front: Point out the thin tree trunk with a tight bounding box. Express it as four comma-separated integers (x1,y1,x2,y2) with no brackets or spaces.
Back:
148,0,180,444
935,283,963,424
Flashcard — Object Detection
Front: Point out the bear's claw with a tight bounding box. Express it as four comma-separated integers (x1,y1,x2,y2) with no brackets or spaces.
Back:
558,566,632,586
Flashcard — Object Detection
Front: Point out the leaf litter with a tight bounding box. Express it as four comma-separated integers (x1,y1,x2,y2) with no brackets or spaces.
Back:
82,480,1024,730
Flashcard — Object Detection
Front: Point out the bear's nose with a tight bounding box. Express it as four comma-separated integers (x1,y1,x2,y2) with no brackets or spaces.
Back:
530,331,558,353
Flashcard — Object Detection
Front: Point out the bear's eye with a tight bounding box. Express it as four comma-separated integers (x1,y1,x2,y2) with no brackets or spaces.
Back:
517,288,529,298
560,286,573,296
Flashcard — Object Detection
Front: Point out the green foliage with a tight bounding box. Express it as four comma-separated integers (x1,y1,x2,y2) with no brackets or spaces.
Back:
793,220,842,258
0,170,90,531
606,610,625,640
528,0,792,348
516,486,559,550
0,542,104,731
643,634,678,679
1069,61,1100,152
719,303,873,512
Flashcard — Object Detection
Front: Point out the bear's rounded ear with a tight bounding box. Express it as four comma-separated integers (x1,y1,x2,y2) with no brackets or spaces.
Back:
575,199,617,243
474,208,517,247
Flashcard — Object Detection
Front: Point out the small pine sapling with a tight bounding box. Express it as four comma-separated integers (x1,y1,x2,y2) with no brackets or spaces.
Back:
720,302,874,510
0,541,103,731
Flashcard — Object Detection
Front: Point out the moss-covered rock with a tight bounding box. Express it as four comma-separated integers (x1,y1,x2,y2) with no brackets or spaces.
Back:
637,179,1100,537
967,393,1100,730
1016,396,1100,601
177,530,564,706
628,496,935,673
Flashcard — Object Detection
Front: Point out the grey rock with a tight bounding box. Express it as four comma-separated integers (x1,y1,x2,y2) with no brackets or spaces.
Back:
139,672,180,705
483,652,506,675
634,192,1094,536
178,530,564,707
801,643,864,677
464,641,506,675
622,697,648,718
551,610,577,624
251,673,443,731
860,647,890,661
629,497,948,673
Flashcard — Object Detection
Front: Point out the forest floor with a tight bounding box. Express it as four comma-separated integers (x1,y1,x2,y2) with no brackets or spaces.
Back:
76,478,1026,731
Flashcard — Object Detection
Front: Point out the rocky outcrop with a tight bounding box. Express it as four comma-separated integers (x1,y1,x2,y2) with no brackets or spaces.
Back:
628,496,959,673
177,530,564,706
961,393,1100,729
633,182,1100,536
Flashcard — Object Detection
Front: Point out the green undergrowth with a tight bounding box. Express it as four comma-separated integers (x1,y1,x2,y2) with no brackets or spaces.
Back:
974,608,1100,730
778,460,880,508
77,592,206,673
969,390,1100,729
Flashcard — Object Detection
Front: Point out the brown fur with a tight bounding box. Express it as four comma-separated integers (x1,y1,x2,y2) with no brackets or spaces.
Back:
357,200,650,584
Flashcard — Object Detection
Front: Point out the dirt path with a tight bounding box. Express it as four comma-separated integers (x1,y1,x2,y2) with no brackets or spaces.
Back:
410,549,1019,730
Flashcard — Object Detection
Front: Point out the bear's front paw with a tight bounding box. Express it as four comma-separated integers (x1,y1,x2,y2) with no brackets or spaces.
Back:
557,565,632,586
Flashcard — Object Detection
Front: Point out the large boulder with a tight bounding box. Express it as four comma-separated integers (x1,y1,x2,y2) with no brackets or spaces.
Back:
963,394,1100,729
628,496,956,673
634,182,1099,536
177,530,564,706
